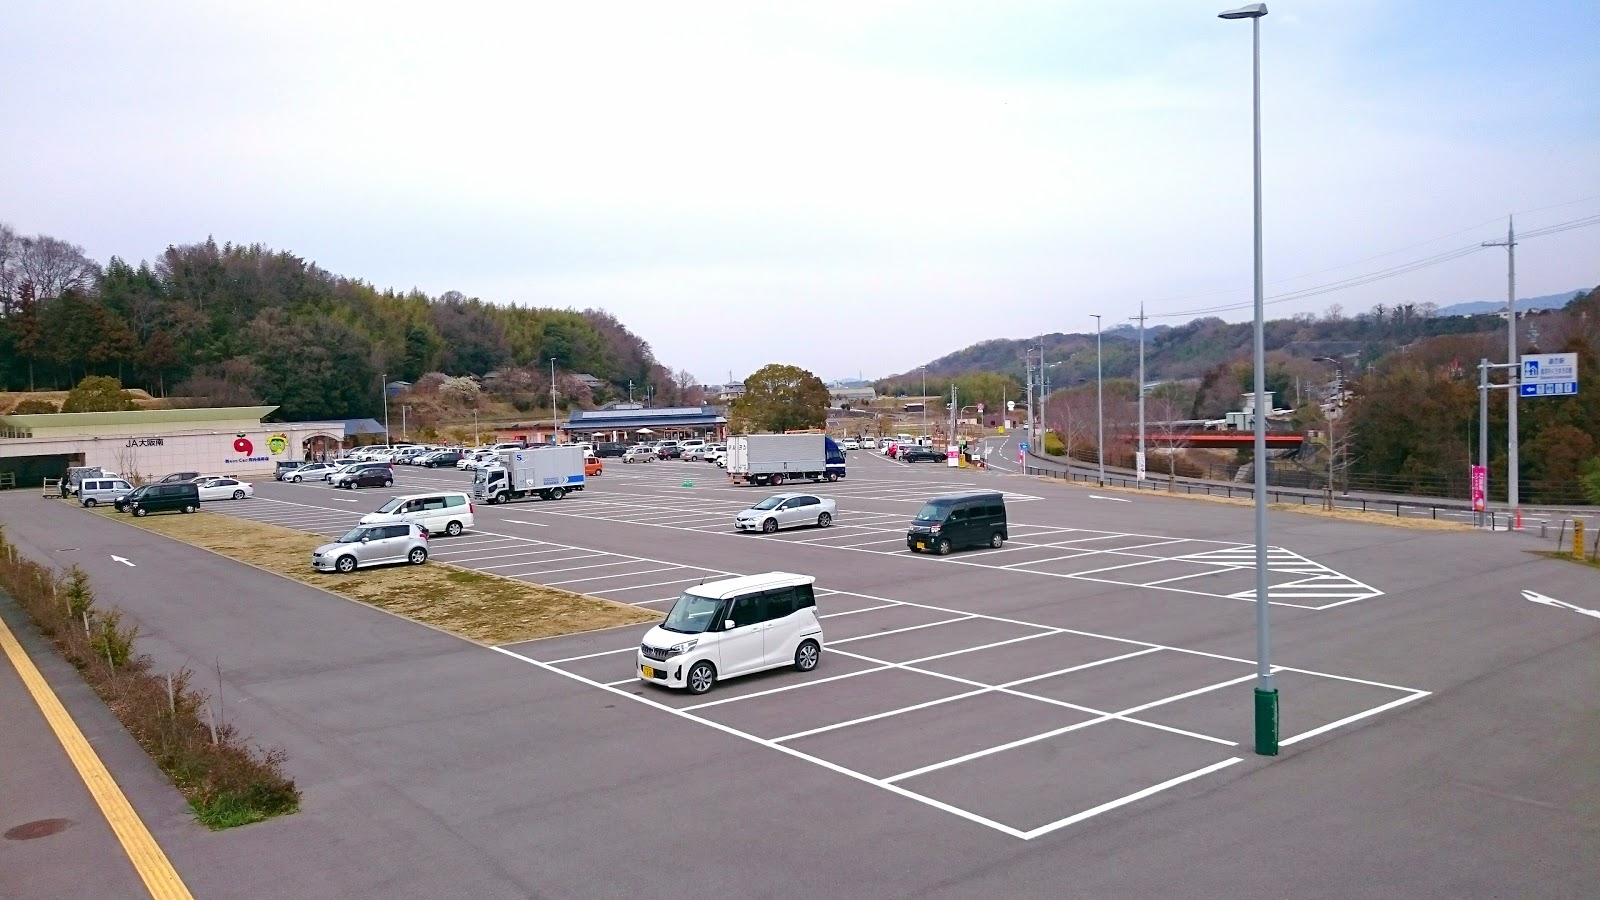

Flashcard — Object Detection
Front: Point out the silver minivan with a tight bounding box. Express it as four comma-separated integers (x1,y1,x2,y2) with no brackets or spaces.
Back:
79,477,134,507
360,491,476,537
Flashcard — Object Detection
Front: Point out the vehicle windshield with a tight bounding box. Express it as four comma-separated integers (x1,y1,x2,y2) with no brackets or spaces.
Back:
335,526,372,543
661,592,724,634
751,496,786,510
376,499,405,513
914,502,952,522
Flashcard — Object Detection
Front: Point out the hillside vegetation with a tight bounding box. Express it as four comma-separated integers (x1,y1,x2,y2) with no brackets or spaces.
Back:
0,225,686,421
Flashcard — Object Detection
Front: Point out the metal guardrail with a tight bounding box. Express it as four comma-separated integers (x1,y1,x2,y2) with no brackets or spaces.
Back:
1020,450,1594,533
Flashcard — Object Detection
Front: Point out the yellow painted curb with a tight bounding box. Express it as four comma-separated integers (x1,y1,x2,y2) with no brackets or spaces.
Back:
0,615,193,900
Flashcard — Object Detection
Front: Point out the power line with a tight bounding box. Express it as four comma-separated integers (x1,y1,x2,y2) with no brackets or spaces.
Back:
1134,195,1600,311
1146,212,1600,320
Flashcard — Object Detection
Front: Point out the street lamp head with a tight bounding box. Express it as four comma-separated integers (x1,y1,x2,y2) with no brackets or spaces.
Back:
1219,3,1267,18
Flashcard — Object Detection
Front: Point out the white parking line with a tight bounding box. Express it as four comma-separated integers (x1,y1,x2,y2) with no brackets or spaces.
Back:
829,615,977,645
545,565,687,587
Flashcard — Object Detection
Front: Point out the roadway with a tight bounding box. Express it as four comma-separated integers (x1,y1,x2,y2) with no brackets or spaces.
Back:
1,452,1596,897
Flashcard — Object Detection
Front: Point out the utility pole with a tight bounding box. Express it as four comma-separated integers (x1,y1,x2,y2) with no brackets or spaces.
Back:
381,371,390,445
1133,303,1147,480
1483,217,1519,519
1023,348,1035,476
628,380,633,404
1038,340,1048,443
550,358,559,444
920,367,928,441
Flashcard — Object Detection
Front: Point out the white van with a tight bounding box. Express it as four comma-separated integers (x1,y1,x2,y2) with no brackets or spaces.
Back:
637,572,823,694
79,477,134,507
360,491,476,537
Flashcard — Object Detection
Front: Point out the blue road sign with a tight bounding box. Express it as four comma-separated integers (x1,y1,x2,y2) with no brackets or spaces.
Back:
1519,353,1579,397
1019,441,1029,452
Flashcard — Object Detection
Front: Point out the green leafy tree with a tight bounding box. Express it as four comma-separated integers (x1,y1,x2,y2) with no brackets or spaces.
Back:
1581,457,1600,505
8,398,58,414
61,375,137,412
731,364,830,432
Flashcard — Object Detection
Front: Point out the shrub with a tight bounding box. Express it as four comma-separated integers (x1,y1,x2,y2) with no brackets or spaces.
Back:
0,535,299,829
9,398,58,414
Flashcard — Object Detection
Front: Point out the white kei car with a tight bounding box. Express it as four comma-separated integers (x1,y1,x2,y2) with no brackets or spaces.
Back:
638,573,823,694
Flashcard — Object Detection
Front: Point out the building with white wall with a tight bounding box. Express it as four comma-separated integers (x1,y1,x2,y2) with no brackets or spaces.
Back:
0,407,352,486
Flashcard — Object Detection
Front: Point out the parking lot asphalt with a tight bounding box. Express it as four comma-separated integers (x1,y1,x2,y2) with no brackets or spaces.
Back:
3,449,1597,897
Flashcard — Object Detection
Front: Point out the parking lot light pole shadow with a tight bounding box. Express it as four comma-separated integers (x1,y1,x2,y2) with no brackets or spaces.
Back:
1219,0,1277,755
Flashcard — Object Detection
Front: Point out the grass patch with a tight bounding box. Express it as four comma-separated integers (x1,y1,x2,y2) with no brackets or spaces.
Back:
1534,550,1600,570
89,505,659,643
0,535,299,829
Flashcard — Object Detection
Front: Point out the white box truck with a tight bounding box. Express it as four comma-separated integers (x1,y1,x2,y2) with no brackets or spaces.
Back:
473,445,587,504
725,434,846,486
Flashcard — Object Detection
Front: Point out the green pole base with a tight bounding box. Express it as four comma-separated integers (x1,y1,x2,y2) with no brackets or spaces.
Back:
681,481,694,488
1255,687,1280,756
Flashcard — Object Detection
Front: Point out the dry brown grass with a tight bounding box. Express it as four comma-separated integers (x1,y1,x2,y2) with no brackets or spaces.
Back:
1040,476,1475,532
91,507,659,643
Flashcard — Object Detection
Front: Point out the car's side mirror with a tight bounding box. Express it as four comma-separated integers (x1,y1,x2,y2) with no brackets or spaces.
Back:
725,620,737,631
360,537,370,543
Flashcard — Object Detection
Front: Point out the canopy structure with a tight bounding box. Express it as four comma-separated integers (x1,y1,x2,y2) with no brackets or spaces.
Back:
634,427,655,435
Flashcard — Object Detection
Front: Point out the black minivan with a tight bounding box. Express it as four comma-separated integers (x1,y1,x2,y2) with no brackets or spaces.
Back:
127,481,201,517
906,491,1007,555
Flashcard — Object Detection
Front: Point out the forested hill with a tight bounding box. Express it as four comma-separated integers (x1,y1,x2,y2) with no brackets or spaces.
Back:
0,226,681,421
876,294,1595,395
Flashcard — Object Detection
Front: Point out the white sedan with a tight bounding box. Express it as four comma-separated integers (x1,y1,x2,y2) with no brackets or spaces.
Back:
734,493,837,533
198,478,254,501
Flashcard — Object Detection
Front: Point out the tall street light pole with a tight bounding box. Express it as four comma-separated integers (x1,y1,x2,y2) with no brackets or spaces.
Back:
1220,0,1277,756
381,371,390,446
550,358,559,445
1092,315,1105,485
920,367,927,440
1133,303,1147,480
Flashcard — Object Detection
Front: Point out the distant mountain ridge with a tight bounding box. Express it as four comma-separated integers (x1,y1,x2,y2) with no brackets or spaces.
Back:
1435,289,1584,317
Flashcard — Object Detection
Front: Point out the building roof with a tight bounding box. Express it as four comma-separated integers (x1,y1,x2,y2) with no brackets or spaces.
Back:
569,405,717,423
0,406,280,430
343,418,388,436
564,413,727,432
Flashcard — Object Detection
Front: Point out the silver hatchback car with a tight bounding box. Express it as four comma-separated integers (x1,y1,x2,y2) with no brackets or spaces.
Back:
311,522,429,573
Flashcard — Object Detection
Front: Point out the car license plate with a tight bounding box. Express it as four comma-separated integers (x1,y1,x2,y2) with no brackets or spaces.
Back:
641,665,655,678
915,542,926,550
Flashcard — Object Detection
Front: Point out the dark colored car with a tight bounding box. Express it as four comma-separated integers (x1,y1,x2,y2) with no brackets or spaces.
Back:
127,481,202,517
593,442,628,458
906,491,1008,555
114,484,151,512
422,451,463,468
657,444,684,459
339,465,395,489
900,446,945,463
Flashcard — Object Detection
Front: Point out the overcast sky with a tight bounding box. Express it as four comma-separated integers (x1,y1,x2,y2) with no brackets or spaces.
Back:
3,1,1597,382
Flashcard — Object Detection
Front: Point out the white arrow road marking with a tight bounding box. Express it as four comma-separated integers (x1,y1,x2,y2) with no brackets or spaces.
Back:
1522,590,1600,619
110,555,135,567
1088,495,1132,503
503,519,548,527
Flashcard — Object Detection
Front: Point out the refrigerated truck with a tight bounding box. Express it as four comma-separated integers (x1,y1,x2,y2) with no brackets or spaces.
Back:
472,445,587,503
725,434,846,486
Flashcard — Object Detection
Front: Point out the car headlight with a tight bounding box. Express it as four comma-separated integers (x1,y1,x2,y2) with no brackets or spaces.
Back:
667,639,698,657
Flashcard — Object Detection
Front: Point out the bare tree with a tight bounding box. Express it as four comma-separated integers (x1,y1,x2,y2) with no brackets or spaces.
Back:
0,222,18,315
16,234,100,301
1043,388,1094,462
1146,394,1192,488
675,369,705,405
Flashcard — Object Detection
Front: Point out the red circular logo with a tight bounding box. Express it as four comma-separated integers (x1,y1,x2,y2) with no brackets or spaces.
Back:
233,437,253,455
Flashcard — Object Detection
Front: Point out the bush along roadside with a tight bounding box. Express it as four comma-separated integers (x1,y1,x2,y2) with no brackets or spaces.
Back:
0,528,299,829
